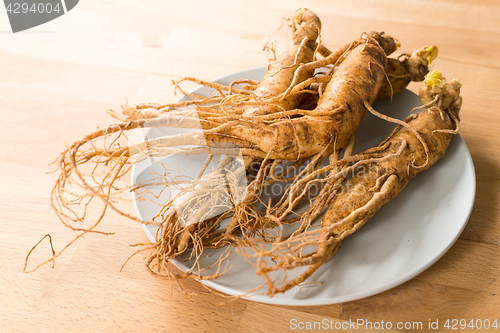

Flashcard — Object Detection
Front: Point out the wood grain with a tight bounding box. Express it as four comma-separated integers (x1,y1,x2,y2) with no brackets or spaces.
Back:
1,1,498,332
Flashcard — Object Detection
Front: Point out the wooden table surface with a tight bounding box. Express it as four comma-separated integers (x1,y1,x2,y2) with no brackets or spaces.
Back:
1,1,498,332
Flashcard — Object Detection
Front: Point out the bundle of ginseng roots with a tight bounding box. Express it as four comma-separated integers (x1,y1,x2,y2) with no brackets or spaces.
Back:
32,8,462,298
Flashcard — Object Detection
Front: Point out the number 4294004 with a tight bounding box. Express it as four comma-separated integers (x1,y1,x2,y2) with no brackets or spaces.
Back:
6,2,62,14
444,319,498,330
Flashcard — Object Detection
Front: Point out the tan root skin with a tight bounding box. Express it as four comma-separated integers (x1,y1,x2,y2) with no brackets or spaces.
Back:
226,32,393,160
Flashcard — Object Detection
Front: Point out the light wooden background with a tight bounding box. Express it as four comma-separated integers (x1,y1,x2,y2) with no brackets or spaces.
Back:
1,1,498,332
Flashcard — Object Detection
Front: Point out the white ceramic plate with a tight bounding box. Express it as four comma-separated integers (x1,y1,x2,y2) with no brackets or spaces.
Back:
131,67,475,306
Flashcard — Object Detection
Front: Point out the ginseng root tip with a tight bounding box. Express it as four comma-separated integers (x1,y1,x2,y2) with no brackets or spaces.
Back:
424,70,444,89
426,45,438,64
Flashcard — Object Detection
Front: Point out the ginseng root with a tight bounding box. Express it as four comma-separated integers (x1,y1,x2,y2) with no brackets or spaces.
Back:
250,70,462,296
203,31,398,161
213,31,399,242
